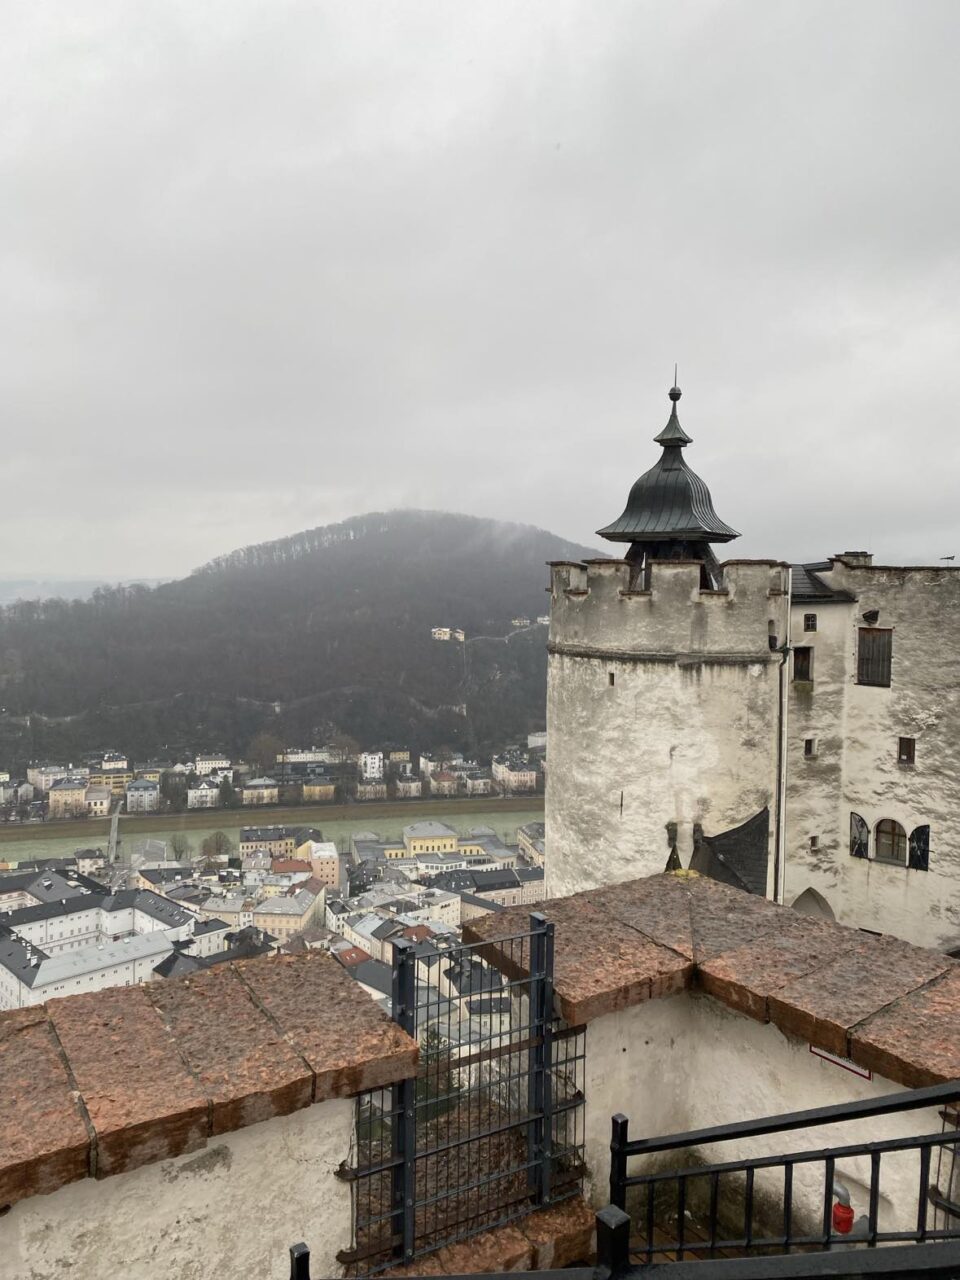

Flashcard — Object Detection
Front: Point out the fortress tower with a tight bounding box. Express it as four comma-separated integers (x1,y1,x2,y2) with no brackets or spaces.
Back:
546,386,791,899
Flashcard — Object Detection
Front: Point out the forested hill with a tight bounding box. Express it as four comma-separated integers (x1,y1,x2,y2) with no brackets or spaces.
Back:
0,511,600,767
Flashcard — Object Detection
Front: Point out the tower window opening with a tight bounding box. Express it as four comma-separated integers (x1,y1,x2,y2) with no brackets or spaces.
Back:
875,818,908,865
803,613,818,632
809,836,820,850
608,672,615,687
803,738,817,758
898,736,915,765
793,646,814,682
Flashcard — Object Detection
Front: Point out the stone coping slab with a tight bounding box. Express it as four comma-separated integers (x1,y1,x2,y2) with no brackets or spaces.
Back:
0,950,416,1210
462,872,960,1087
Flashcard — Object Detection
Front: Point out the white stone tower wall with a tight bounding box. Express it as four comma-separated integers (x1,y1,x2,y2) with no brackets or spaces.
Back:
785,561,960,948
546,558,791,898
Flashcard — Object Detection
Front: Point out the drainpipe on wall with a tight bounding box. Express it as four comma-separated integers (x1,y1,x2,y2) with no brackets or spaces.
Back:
773,567,792,906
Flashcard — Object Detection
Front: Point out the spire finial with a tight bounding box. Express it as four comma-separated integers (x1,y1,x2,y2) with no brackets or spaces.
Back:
669,364,681,402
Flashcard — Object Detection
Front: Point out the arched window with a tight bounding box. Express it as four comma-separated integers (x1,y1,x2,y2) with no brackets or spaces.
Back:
875,819,907,864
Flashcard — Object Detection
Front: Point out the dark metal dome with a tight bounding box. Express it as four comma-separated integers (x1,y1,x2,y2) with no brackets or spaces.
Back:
597,387,739,545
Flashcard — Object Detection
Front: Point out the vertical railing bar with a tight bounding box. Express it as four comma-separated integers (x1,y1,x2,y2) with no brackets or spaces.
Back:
527,913,547,1204
610,1115,629,1210
709,1170,719,1257
744,1166,755,1250
918,1145,932,1240
391,939,417,1263
783,1162,794,1253
541,917,555,1204
646,1180,656,1263
868,1150,881,1246
677,1174,687,1259
822,1156,835,1247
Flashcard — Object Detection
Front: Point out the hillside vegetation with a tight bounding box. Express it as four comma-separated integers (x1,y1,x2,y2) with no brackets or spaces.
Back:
0,510,599,767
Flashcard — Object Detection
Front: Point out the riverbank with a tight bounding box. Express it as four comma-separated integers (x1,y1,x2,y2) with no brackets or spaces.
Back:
0,794,544,863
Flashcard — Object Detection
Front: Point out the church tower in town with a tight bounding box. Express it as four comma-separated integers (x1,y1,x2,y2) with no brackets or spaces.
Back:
545,385,791,899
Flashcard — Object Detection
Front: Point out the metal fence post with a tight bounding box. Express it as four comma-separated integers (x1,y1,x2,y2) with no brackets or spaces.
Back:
289,1242,311,1280
596,1204,632,1278
610,1114,629,1211
527,912,555,1205
391,939,418,1263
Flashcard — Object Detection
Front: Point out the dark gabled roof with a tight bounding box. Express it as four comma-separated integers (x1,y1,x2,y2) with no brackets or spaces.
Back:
351,958,393,996
153,951,207,979
459,892,506,912
690,807,770,897
470,870,519,892
598,387,739,545
790,563,858,603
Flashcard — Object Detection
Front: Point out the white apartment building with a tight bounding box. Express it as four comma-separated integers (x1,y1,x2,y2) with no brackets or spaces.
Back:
84,786,112,817
194,754,231,776
187,778,221,809
27,764,89,793
0,882,205,1010
125,779,160,813
358,751,384,781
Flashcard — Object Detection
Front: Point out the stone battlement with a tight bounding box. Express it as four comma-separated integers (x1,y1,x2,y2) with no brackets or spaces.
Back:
549,558,790,658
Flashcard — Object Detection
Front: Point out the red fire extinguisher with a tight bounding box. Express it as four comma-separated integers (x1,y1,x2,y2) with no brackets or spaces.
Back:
832,1200,855,1234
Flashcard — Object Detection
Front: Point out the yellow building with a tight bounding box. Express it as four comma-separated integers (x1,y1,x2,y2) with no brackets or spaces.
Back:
87,768,135,796
401,821,458,856
47,778,88,819
239,826,302,857
242,777,279,806
302,780,336,803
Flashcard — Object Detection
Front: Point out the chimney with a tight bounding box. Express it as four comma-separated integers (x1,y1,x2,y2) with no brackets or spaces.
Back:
841,551,873,567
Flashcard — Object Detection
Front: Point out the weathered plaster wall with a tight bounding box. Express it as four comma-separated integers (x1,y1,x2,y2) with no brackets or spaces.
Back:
582,994,942,1234
786,563,960,949
547,560,789,898
783,600,851,918
1,1095,354,1280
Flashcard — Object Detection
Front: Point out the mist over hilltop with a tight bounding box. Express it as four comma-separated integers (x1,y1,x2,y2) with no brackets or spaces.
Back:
0,510,600,767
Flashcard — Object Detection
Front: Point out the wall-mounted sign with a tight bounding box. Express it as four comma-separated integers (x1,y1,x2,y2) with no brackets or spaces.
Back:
810,1044,872,1079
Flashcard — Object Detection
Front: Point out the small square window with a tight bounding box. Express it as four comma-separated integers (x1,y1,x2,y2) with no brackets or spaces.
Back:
898,737,915,765
803,613,817,632
793,646,814,682
803,738,817,758
809,836,820,850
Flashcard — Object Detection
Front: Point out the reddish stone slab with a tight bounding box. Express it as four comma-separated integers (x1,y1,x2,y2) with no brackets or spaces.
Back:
436,1224,533,1274
588,874,696,959
519,1195,597,1269
236,951,417,1098
466,895,693,1024
851,967,960,1087
48,985,209,1178
149,965,313,1134
0,1009,90,1207
698,916,860,1022
687,876,788,963
768,934,952,1057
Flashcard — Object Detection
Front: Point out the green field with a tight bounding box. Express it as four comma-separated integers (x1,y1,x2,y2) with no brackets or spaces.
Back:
0,795,544,864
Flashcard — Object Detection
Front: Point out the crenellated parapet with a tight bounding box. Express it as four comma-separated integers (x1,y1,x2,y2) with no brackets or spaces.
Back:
548,558,790,660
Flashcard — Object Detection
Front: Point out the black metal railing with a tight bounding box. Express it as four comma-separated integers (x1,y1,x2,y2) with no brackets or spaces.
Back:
338,913,586,1275
291,1203,960,1279
609,1080,960,1263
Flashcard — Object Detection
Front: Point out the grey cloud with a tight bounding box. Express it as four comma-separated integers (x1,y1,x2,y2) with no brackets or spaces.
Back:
1,0,958,576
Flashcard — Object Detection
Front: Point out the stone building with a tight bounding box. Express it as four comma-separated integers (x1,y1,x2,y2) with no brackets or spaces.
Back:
546,384,960,950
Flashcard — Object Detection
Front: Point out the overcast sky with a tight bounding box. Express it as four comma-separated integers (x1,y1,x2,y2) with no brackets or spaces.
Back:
3,1,959,579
